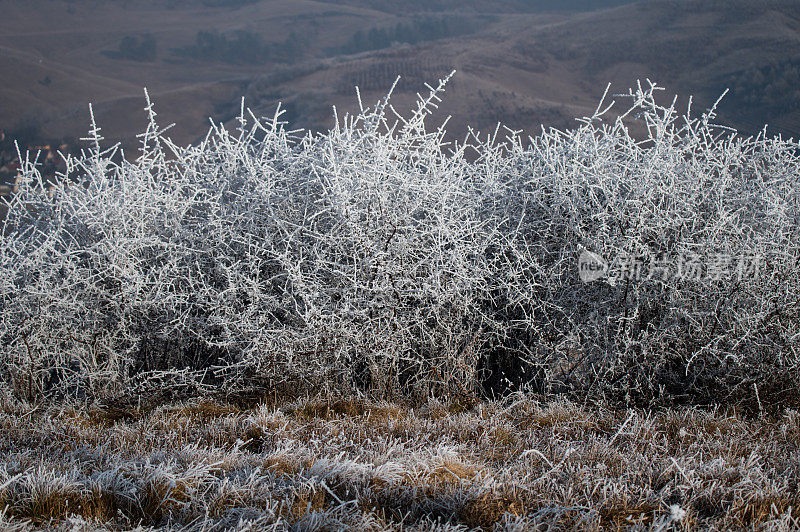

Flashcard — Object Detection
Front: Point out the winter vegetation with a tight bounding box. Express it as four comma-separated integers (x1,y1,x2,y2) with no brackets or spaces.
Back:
335,16,489,55
0,393,799,530
0,75,799,528
2,74,799,408
173,30,307,65
102,34,158,62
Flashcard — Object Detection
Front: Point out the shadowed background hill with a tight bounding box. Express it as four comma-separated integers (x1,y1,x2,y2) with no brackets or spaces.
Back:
1,0,800,187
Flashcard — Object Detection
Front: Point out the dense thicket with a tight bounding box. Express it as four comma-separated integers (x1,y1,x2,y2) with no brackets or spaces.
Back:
1,78,798,410
102,34,157,62
727,57,800,118
337,16,488,55
173,29,306,65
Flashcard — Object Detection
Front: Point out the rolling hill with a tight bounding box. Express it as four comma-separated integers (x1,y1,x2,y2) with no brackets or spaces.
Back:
1,0,799,187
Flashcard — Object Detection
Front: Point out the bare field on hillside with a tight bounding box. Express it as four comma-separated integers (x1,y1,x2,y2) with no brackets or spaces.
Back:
0,394,798,530
3,0,800,157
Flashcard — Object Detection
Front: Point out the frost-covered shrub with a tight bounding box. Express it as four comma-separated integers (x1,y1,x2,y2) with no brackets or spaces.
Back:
497,84,800,407
1,77,798,408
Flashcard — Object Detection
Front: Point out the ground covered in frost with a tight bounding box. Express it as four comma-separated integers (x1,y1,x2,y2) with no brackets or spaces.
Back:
0,395,798,530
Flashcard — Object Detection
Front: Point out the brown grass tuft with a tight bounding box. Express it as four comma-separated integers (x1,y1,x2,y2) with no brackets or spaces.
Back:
287,486,327,521
80,487,121,522
171,400,240,420
292,398,369,420
431,460,481,484
6,482,82,524
599,502,658,528
733,496,800,527
461,491,525,529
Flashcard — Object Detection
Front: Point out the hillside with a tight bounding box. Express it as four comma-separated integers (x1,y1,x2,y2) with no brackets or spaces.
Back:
1,0,799,182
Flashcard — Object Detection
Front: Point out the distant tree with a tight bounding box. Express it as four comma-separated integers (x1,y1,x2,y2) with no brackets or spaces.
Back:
108,34,157,62
174,29,306,65
727,57,800,117
139,34,157,61
337,15,488,55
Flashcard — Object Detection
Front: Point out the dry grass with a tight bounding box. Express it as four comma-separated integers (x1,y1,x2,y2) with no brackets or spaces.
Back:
0,395,797,530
